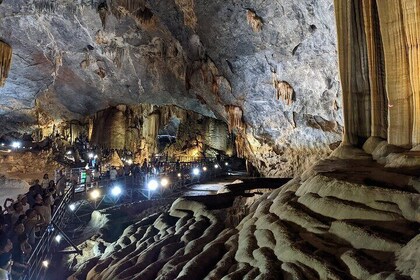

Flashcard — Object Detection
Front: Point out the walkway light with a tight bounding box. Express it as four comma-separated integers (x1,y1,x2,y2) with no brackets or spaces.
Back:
214,164,219,169
160,178,169,187
85,164,89,170
90,189,100,200
55,234,62,243
192,168,200,176
88,153,94,159
66,150,72,155
202,166,207,172
111,186,122,196
11,141,21,149
69,204,76,211
147,179,158,191
177,173,182,178
225,162,228,166
127,159,133,165
42,260,49,268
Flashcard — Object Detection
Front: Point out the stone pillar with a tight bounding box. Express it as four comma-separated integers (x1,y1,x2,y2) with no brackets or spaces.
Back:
376,0,413,147
362,0,388,139
401,0,420,145
334,0,371,146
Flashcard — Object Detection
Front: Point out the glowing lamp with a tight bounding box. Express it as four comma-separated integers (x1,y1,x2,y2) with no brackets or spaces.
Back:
192,168,200,176
147,179,158,191
69,204,76,211
111,186,122,196
11,141,21,149
55,235,62,243
202,166,207,171
90,189,100,200
160,178,169,187
42,260,49,268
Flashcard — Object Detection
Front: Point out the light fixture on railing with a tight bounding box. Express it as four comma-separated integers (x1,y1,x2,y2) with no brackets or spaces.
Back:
214,164,219,169
160,178,169,187
111,185,122,196
42,260,49,268
55,234,62,243
90,189,100,200
177,173,182,178
202,166,207,172
147,179,158,191
69,204,76,211
192,168,200,176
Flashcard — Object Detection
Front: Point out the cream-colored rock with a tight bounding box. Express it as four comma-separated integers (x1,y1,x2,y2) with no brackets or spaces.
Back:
363,137,386,155
297,193,403,221
329,221,402,252
296,175,420,222
395,234,420,279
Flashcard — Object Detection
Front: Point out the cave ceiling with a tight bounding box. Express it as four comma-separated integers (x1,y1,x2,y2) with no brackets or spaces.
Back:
0,0,342,176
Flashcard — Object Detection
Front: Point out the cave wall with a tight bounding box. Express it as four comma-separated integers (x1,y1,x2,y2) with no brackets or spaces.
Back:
89,104,229,162
335,0,420,148
0,0,342,177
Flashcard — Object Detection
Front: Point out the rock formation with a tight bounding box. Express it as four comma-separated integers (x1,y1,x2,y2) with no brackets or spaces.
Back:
68,150,420,279
335,0,420,148
0,0,341,177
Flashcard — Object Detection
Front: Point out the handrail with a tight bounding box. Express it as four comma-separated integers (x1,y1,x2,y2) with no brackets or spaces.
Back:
23,183,76,280
23,160,224,279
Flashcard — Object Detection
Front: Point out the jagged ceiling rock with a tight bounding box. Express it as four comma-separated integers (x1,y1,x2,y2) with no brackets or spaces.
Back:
0,0,341,176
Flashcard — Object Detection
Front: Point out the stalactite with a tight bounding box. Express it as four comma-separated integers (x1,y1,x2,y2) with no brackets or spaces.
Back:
225,105,245,134
98,1,109,29
273,78,294,106
0,40,12,87
33,0,56,12
246,9,263,32
111,0,154,26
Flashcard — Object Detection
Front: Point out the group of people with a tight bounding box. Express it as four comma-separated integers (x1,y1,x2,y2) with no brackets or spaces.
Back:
0,172,67,280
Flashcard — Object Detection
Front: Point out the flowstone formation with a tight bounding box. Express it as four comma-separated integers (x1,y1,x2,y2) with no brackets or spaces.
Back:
0,0,341,177
68,149,420,279
334,0,420,148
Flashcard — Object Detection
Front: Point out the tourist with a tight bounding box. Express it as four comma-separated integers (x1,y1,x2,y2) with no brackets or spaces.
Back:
33,195,51,225
10,203,24,227
25,187,37,208
29,180,43,196
110,166,118,182
41,174,49,190
56,170,67,197
0,252,12,280
17,195,29,212
24,209,44,245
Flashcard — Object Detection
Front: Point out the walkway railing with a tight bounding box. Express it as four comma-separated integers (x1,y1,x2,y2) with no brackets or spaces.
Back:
23,183,77,280
23,161,224,279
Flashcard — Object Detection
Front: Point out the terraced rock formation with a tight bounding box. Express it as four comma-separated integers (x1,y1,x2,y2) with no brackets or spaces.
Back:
68,146,420,280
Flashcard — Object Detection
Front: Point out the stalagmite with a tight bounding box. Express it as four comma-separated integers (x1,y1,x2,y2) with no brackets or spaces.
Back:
0,40,12,87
